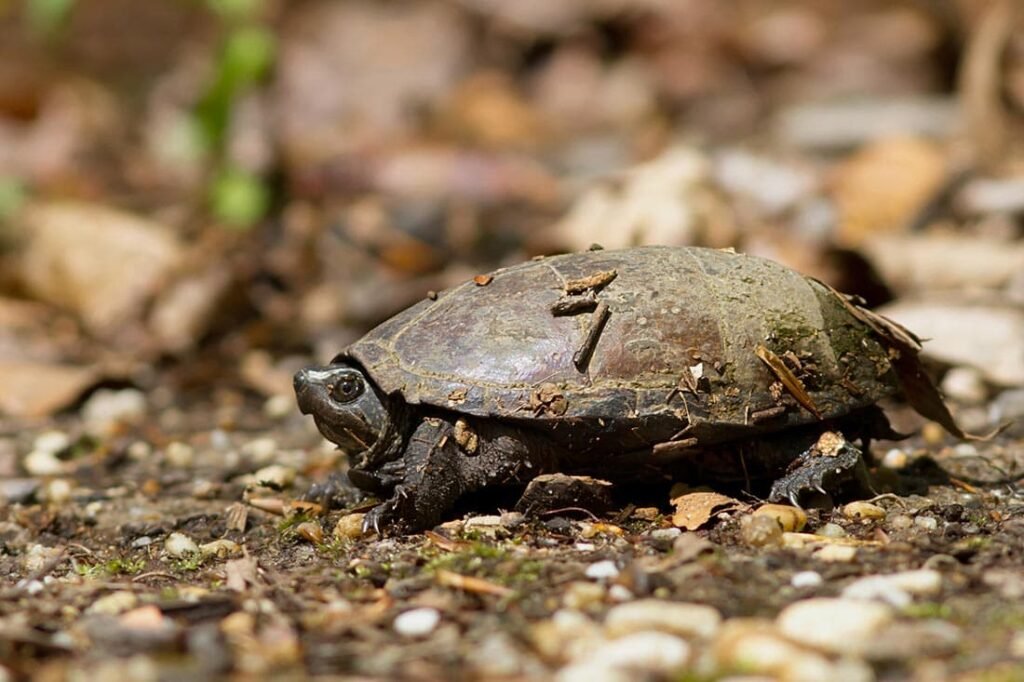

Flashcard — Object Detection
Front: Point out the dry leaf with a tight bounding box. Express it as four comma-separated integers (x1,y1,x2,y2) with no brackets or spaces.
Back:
0,361,99,417
671,491,745,531
755,345,822,419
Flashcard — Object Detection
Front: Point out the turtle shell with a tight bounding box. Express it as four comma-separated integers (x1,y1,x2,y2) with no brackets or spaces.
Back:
343,246,899,444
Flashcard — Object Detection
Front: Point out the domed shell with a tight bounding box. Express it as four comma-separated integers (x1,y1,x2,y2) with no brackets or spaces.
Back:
344,246,899,439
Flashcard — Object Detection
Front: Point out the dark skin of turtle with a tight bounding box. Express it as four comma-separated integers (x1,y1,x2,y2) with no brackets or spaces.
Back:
294,246,968,534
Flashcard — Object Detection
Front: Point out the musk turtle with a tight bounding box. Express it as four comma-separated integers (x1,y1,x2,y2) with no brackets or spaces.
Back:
294,245,968,533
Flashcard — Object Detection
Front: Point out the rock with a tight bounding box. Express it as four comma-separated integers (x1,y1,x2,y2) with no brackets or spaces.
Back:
253,465,295,489
914,516,938,531
585,631,690,673
563,582,606,610
464,515,507,536
164,442,194,468
941,367,989,405
242,437,279,463
81,389,147,435
812,545,858,563
39,478,72,504
515,474,614,516
791,571,824,589
199,539,242,559
841,569,943,607
816,523,847,538
530,609,604,662
164,532,199,558
34,431,70,454
864,234,1024,294
776,598,894,655
842,501,886,521
740,514,783,548
555,663,632,682
753,504,807,532
863,620,962,661
603,599,722,640
878,298,1024,386
23,449,65,477
333,513,367,540
393,607,441,638
87,591,139,615
585,560,620,581
882,448,910,470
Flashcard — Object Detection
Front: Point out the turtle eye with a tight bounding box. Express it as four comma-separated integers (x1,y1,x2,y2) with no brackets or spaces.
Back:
330,375,364,403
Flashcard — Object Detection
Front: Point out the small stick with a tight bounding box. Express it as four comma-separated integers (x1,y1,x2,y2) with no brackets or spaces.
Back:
573,301,610,371
652,438,699,457
550,293,597,316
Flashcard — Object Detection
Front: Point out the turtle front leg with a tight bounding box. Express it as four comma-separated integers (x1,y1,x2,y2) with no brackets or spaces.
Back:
363,416,560,535
768,431,875,507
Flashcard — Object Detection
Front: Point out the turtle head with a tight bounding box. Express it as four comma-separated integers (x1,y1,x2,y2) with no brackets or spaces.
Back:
293,363,390,456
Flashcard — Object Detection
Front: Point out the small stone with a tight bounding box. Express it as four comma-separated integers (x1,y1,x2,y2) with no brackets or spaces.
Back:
564,581,606,610
752,504,807,532
39,478,73,504
164,441,194,468
242,437,278,463
23,450,65,476
87,591,138,615
740,514,783,547
777,598,893,655
914,515,938,531
131,536,153,549
81,388,146,433
333,513,367,540
33,431,70,454
813,544,858,562
587,631,690,672
127,441,152,461
604,599,722,640
842,501,886,521
921,421,945,446
941,367,988,404
164,532,199,558
295,521,324,544
199,539,242,559
632,507,661,521
646,528,682,541
464,515,507,535
714,619,803,675
585,560,620,580
890,514,914,530
530,609,604,662
881,448,909,469
555,664,632,682
499,511,526,528
253,465,295,489
816,523,847,538
607,585,634,602
841,569,942,607
393,607,441,637
791,571,823,588
22,544,60,572
263,394,293,419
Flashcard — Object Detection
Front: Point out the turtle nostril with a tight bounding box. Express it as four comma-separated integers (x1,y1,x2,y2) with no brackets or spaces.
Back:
293,369,315,414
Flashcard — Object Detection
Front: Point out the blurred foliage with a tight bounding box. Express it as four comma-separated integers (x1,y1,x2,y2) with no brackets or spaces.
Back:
25,0,74,36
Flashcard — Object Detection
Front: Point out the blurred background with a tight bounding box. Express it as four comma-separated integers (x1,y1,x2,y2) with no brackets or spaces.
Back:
1,0,1023,424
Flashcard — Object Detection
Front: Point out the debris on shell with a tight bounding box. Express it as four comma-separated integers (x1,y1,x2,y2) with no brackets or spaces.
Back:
530,382,568,416
755,344,822,418
473,274,494,286
564,269,617,295
453,419,479,454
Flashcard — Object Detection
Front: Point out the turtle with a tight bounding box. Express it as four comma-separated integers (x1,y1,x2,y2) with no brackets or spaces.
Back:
294,245,970,534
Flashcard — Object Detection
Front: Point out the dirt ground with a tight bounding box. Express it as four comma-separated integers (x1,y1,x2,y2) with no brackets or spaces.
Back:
3,1,1024,680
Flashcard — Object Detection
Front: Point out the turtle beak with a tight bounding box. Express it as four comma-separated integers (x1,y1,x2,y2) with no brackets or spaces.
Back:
293,367,317,415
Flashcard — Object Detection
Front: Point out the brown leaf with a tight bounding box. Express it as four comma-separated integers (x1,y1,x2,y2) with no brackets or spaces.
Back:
754,345,822,419
671,491,744,531
225,556,260,592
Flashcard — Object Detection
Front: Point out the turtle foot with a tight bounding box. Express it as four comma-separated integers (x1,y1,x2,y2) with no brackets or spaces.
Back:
768,431,872,507
303,472,362,510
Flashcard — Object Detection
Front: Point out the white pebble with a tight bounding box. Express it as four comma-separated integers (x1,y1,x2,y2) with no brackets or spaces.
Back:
941,367,987,404
564,582,606,610
841,569,942,607
604,599,722,640
23,450,64,476
39,479,73,504
777,598,893,655
816,523,847,538
914,516,939,531
242,437,278,463
87,591,138,615
164,441,194,468
791,571,823,588
253,464,295,489
33,431,70,454
588,631,690,672
393,607,441,637
127,441,152,461
585,560,620,580
882,448,909,469
263,394,293,419
646,528,682,541
82,388,146,433
813,544,858,562
555,663,632,682
164,532,199,558
574,542,596,552
199,539,242,559
607,585,634,602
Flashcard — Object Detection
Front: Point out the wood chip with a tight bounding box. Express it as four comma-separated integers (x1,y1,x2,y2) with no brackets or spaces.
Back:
424,530,467,552
248,497,287,516
564,269,617,294
436,569,513,597
473,274,493,286
573,301,610,372
754,345,822,419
